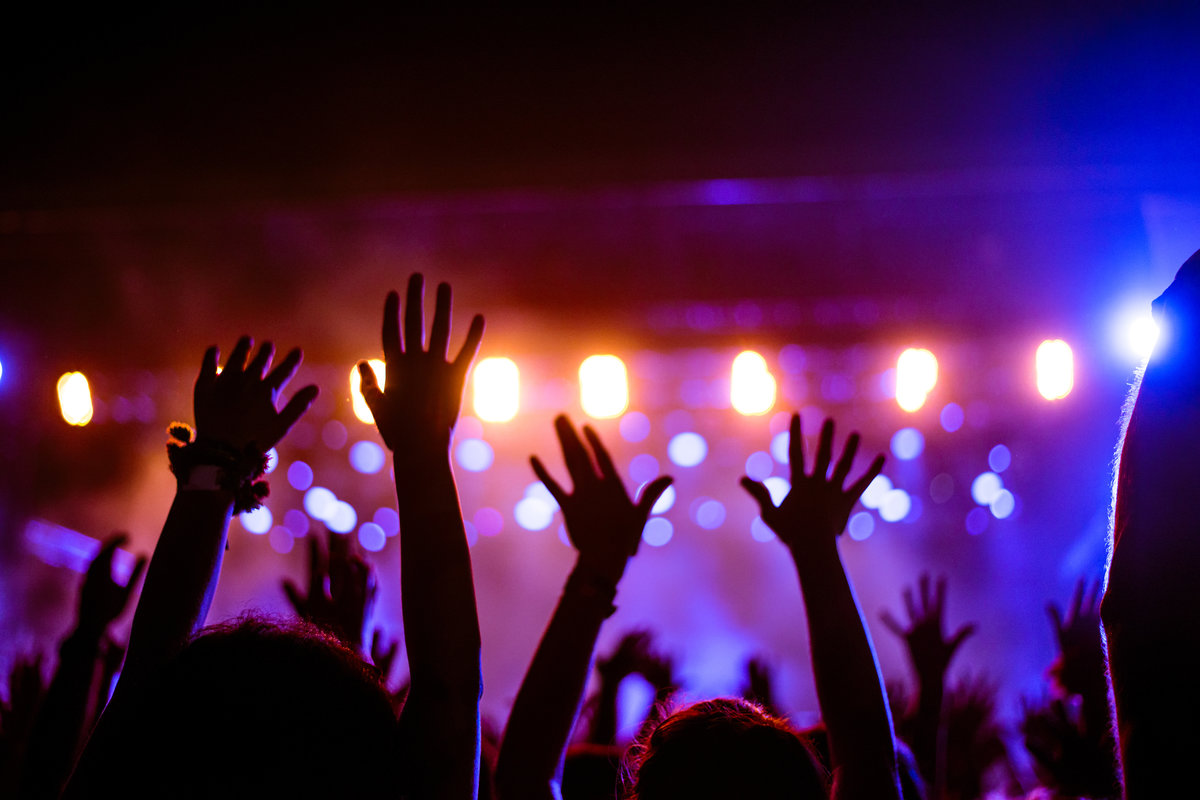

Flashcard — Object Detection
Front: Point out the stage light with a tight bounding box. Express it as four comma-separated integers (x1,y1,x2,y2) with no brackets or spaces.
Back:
328,501,357,533
940,403,964,432
349,441,385,474
879,489,912,522
373,507,400,537
971,472,1003,505
643,517,673,547
455,438,494,472
240,507,272,535
580,355,628,419
988,444,1011,472
1036,339,1073,400
730,350,776,416
474,357,520,422
350,360,385,424
668,432,707,467
57,371,93,426
1112,300,1160,362
890,428,925,460
515,497,555,531
358,523,386,552
860,475,892,509
303,487,336,520
896,349,938,412
848,511,875,541
287,461,314,491
650,484,676,514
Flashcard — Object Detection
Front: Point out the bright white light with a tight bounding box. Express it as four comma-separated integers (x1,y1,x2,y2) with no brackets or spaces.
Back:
770,431,790,464
303,487,337,521
358,522,386,552
643,517,674,547
1113,300,1161,362
847,511,875,541
240,506,272,534
650,484,676,515
890,428,925,460
896,348,938,412
971,472,1004,505
750,517,776,542
1128,315,1160,361
349,441,386,474
860,475,893,509
1036,339,1073,401
580,355,629,419
668,432,708,467
473,357,520,422
730,350,776,416
515,497,555,531
524,481,559,509
455,438,494,472
879,489,912,522
327,501,358,533
990,489,1015,519
350,360,386,424
265,448,278,474
57,372,94,426
763,476,791,506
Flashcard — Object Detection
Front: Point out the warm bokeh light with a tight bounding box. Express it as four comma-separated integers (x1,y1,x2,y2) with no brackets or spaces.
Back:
579,355,628,419
350,360,386,424
730,350,777,416
57,371,93,426
1036,339,1074,400
473,357,520,422
896,348,938,412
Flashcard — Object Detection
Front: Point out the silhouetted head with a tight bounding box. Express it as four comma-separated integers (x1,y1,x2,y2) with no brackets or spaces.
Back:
625,697,828,799
113,615,399,797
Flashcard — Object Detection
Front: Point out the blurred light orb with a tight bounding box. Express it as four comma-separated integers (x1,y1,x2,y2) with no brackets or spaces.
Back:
287,461,314,491
940,402,964,433
966,507,990,535
879,489,912,522
240,506,272,534
284,509,310,537
668,432,708,467
349,440,386,474
750,517,776,542
695,499,726,530
268,526,294,554
745,451,774,482
1114,302,1160,362
303,487,337,521
971,472,1004,505
473,357,520,422
650,484,676,515
629,454,661,485
264,448,278,474
763,476,791,506
896,349,938,412
322,420,348,450
455,438,494,472
890,428,925,461
988,444,1012,473
515,497,555,531
358,522,386,552
770,431,790,464
57,372,94,426
730,350,776,416
1036,339,1074,400
990,489,1016,519
373,507,400,536
643,517,674,547
620,410,651,442
474,507,503,537
847,511,875,541
524,480,559,509
350,360,386,424
580,355,629,419
1128,314,1160,361
327,502,358,534
860,475,893,509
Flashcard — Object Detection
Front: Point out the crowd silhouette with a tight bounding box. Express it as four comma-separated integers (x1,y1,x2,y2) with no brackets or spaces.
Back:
4,251,1195,798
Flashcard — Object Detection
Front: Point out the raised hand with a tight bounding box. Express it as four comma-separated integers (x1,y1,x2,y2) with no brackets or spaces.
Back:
283,529,377,652
77,535,147,639
1047,578,1105,697
598,631,675,693
740,414,884,552
357,274,484,453
532,415,673,585
194,337,318,452
881,573,976,687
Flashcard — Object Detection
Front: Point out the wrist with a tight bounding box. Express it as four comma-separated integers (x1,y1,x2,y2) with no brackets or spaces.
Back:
563,562,620,619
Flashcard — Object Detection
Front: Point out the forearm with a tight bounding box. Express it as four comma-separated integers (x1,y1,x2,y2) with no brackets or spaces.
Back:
394,449,482,797
121,488,233,687
909,675,945,791
792,542,900,799
496,562,614,799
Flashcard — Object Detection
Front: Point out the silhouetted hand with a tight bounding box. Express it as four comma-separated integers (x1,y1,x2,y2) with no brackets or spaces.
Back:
741,415,884,554
881,573,976,687
533,415,673,585
77,535,147,638
358,274,484,453
597,631,675,693
283,529,376,652
1047,578,1105,698
194,337,319,451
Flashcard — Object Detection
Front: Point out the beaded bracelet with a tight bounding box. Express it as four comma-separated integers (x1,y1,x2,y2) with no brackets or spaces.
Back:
166,422,270,513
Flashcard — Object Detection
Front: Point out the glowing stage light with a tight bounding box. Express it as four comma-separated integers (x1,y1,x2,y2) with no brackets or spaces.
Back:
896,349,938,412
730,350,776,416
579,355,628,419
472,357,519,422
350,360,386,424
1112,300,1160,362
57,372,94,426
1036,339,1073,400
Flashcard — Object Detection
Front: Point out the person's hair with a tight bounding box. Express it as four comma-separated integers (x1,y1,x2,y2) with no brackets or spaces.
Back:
623,697,828,799
109,614,400,796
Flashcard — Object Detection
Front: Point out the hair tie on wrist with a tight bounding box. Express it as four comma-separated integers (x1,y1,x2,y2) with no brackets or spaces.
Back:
166,422,270,513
